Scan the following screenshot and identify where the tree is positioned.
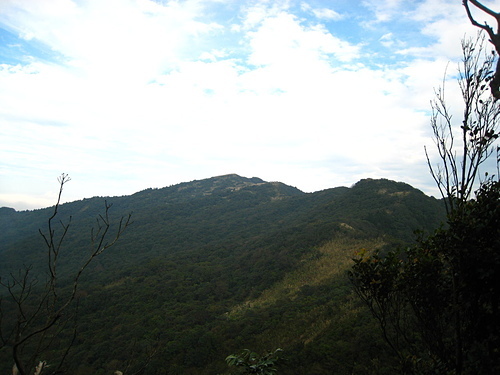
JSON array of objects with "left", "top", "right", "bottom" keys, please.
[
  {"left": 351, "top": 181, "right": 500, "bottom": 374},
  {"left": 349, "top": 35, "right": 500, "bottom": 375},
  {"left": 426, "top": 33, "right": 499, "bottom": 214},
  {"left": 0, "top": 174, "right": 132, "bottom": 375},
  {"left": 463, "top": 0, "right": 500, "bottom": 99},
  {"left": 225, "top": 348, "right": 283, "bottom": 374}
]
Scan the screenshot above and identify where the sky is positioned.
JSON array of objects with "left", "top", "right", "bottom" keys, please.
[{"left": 1, "top": 0, "right": 499, "bottom": 210}]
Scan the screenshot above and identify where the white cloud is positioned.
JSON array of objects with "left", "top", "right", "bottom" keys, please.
[
  {"left": 246, "top": 12, "right": 360, "bottom": 68},
  {"left": 1, "top": 0, "right": 496, "bottom": 209},
  {"left": 238, "top": 0, "right": 292, "bottom": 30},
  {"left": 379, "top": 32, "right": 407, "bottom": 49},
  {"left": 361, "top": 0, "right": 405, "bottom": 24},
  {"left": 394, "top": 0, "right": 478, "bottom": 59},
  {"left": 300, "top": 3, "right": 343, "bottom": 21},
  {"left": 0, "top": 0, "right": 223, "bottom": 84},
  {"left": 312, "top": 8, "right": 343, "bottom": 21}
]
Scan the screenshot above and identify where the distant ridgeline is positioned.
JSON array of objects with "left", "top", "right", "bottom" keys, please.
[{"left": 0, "top": 174, "right": 446, "bottom": 374}]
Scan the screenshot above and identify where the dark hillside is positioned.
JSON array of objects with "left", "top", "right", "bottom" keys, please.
[
  {"left": 0, "top": 175, "right": 446, "bottom": 374},
  {"left": 323, "top": 178, "right": 444, "bottom": 241}
]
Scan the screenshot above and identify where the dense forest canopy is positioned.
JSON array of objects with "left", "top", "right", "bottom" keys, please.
[{"left": 0, "top": 175, "right": 446, "bottom": 374}]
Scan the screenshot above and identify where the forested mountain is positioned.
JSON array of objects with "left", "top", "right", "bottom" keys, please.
[{"left": 0, "top": 174, "right": 446, "bottom": 374}]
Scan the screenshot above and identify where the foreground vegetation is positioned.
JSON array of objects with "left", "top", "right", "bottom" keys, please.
[{"left": 350, "top": 32, "right": 500, "bottom": 375}]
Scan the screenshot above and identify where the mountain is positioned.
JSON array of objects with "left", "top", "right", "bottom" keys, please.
[{"left": 0, "top": 175, "right": 446, "bottom": 374}]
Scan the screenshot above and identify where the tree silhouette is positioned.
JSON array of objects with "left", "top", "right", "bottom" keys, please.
[
  {"left": 0, "top": 174, "right": 132, "bottom": 375},
  {"left": 464, "top": 0, "right": 500, "bottom": 98},
  {"left": 350, "top": 35, "right": 500, "bottom": 375}
]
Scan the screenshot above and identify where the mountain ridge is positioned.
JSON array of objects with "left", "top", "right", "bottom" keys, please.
[
  {"left": 1, "top": 174, "right": 430, "bottom": 213},
  {"left": 0, "top": 174, "right": 447, "bottom": 374}
]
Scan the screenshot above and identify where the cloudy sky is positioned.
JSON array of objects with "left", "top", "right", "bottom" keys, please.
[{"left": 1, "top": 0, "right": 499, "bottom": 210}]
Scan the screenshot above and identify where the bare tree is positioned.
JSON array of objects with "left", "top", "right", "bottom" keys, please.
[
  {"left": 426, "top": 33, "right": 500, "bottom": 214},
  {"left": 0, "top": 174, "right": 132, "bottom": 375},
  {"left": 463, "top": 0, "right": 500, "bottom": 98}
]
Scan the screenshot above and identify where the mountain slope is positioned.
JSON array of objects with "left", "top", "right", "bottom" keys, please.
[{"left": 0, "top": 175, "right": 446, "bottom": 374}]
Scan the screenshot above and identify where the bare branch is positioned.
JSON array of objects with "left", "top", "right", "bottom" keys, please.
[
  {"left": 1, "top": 174, "right": 132, "bottom": 374},
  {"left": 463, "top": 0, "right": 500, "bottom": 98},
  {"left": 427, "top": 34, "right": 500, "bottom": 214},
  {"left": 464, "top": 0, "right": 498, "bottom": 40}
]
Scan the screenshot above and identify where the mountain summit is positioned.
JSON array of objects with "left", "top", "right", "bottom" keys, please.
[
  {"left": 129, "top": 173, "right": 303, "bottom": 206},
  {"left": 0, "top": 175, "right": 446, "bottom": 374}
]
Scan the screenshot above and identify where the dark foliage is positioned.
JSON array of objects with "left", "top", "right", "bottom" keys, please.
[{"left": 350, "top": 180, "right": 500, "bottom": 374}]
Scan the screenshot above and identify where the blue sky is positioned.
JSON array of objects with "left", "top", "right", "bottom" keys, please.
[{"left": 1, "top": 0, "right": 499, "bottom": 210}]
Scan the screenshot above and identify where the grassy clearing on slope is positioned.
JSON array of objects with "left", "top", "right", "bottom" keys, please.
[{"left": 227, "top": 235, "right": 386, "bottom": 317}]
